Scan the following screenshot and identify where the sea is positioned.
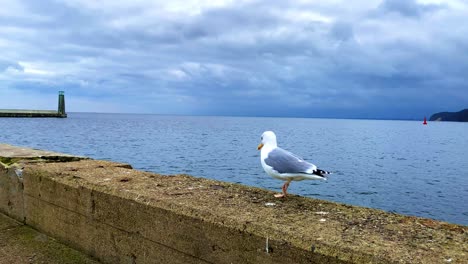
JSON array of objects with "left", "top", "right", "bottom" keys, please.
[{"left": 1, "top": 113, "right": 467, "bottom": 225}]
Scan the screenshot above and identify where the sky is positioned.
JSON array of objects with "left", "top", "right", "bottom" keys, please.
[{"left": 1, "top": 0, "right": 467, "bottom": 119}]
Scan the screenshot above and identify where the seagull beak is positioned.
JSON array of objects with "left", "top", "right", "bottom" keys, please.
[{"left": 257, "top": 143, "right": 264, "bottom": 150}]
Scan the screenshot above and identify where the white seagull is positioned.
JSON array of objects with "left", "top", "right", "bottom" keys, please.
[{"left": 257, "top": 131, "right": 331, "bottom": 198}]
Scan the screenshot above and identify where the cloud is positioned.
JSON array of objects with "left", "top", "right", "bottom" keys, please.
[
  {"left": 1, "top": 0, "right": 467, "bottom": 118},
  {"left": 330, "top": 21, "right": 354, "bottom": 42},
  {"left": 0, "top": 59, "right": 23, "bottom": 72},
  {"left": 378, "top": 0, "right": 445, "bottom": 17}
]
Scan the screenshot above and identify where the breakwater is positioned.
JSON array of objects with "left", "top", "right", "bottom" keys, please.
[
  {"left": 0, "top": 143, "right": 466, "bottom": 263},
  {"left": 0, "top": 109, "right": 67, "bottom": 118},
  {"left": 0, "top": 91, "right": 66, "bottom": 118}
]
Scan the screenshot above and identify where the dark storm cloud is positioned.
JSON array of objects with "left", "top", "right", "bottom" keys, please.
[{"left": 1, "top": 0, "right": 467, "bottom": 117}]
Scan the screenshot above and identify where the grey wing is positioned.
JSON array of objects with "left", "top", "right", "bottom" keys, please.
[{"left": 264, "top": 148, "right": 316, "bottom": 174}]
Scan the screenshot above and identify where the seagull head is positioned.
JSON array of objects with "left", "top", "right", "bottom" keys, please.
[{"left": 257, "top": 131, "right": 277, "bottom": 150}]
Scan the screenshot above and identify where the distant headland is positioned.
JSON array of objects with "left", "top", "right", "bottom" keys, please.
[{"left": 429, "top": 109, "right": 468, "bottom": 122}]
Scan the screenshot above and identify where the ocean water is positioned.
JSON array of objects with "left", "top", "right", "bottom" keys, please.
[{"left": 1, "top": 113, "right": 467, "bottom": 225}]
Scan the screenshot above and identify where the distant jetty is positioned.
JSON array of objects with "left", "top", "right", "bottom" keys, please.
[
  {"left": 0, "top": 91, "right": 67, "bottom": 118},
  {"left": 429, "top": 109, "right": 468, "bottom": 122}
]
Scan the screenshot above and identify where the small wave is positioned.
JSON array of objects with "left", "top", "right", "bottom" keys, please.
[{"left": 355, "top": 191, "right": 378, "bottom": 195}]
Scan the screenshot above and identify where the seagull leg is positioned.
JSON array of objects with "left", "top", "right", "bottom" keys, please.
[
  {"left": 274, "top": 181, "right": 291, "bottom": 198},
  {"left": 284, "top": 181, "right": 290, "bottom": 196},
  {"left": 274, "top": 190, "right": 284, "bottom": 198}
]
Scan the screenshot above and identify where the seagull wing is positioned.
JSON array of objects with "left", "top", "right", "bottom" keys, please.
[{"left": 264, "top": 147, "right": 317, "bottom": 174}]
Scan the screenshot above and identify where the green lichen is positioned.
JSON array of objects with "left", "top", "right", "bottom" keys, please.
[
  {"left": 0, "top": 157, "right": 21, "bottom": 167},
  {"left": 0, "top": 156, "right": 87, "bottom": 168},
  {"left": 40, "top": 156, "right": 88, "bottom": 162}
]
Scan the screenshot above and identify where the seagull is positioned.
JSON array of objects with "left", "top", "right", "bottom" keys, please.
[{"left": 257, "top": 131, "right": 331, "bottom": 198}]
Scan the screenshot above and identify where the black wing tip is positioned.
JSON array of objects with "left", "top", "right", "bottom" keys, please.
[{"left": 314, "top": 169, "right": 332, "bottom": 177}]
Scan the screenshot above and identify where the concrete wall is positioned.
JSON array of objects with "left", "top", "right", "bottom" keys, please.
[
  {"left": 1, "top": 144, "right": 467, "bottom": 264},
  {"left": 0, "top": 213, "right": 99, "bottom": 264},
  {"left": 0, "top": 163, "right": 24, "bottom": 221}
]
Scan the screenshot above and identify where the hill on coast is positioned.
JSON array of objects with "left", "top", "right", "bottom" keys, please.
[{"left": 429, "top": 109, "right": 468, "bottom": 122}]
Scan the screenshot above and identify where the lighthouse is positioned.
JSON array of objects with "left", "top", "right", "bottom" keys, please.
[{"left": 58, "top": 91, "right": 67, "bottom": 118}]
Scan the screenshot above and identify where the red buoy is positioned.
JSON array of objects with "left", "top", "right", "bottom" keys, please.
[{"left": 423, "top": 116, "right": 427, "bottom": 125}]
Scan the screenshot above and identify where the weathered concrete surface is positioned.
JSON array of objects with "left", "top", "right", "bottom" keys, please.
[
  {"left": 0, "top": 213, "right": 99, "bottom": 263},
  {"left": 0, "top": 160, "right": 24, "bottom": 222},
  {"left": 0, "top": 143, "right": 86, "bottom": 222},
  {"left": 0, "top": 143, "right": 83, "bottom": 164},
  {"left": 1, "top": 144, "right": 467, "bottom": 264}
]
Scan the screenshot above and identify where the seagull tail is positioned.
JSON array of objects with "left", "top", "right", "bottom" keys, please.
[{"left": 313, "top": 169, "right": 331, "bottom": 177}]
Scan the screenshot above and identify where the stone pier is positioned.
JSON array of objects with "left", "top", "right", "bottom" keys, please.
[{"left": 0, "top": 143, "right": 466, "bottom": 263}]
